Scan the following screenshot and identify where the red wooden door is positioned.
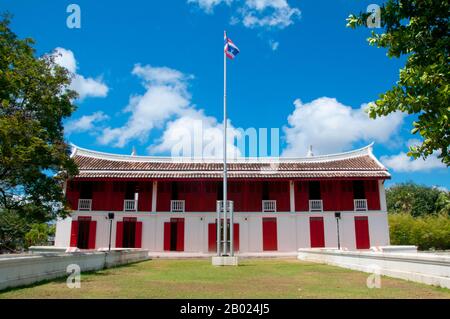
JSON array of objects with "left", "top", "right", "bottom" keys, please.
[
  {"left": 163, "top": 222, "right": 171, "bottom": 251},
  {"left": 262, "top": 218, "right": 277, "bottom": 251},
  {"left": 309, "top": 217, "right": 325, "bottom": 248},
  {"left": 116, "top": 221, "right": 123, "bottom": 248},
  {"left": 355, "top": 216, "right": 370, "bottom": 249},
  {"left": 70, "top": 221, "right": 78, "bottom": 247},
  {"left": 88, "top": 221, "right": 97, "bottom": 249},
  {"left": 233, "top": 223, "right": 240, "bottom": 252},
  {"left": 208, "top": 223, "right": 217, "bottom": 252},
  {"left": 135, "top": 221, "right": 143, "bottom": 248}
]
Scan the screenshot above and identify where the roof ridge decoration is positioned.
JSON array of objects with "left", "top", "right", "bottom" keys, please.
[{"left": 70, "top": 142, "right": 379, "bottom": 164}]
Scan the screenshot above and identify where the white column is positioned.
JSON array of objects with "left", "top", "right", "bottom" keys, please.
[
  {"left": 151, "top": 181, "right": 158, "bottom": 212},
  {"left": 378, "top": 180, "right": 387, "bottom": 212},
  {"left": 289, "top": 180, "right": 295, "bottom": 213}
]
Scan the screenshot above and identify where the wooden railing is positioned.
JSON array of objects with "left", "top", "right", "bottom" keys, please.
[
  {"left": 171, "top": 200, "right": 185, "bottom": 212},
  {"left": 309, "top": 200, "right": 323, "bottom": 212},
  {"left": 354, "top": 199, "right": 368, "bottom": 211},
  {"left": 78, "top": 199, "right": 92, "bottom": 211},
  {"left": 124, "top": 200, "right": 137, "bottom": 212},
  {"left": 262, "top": 200, "right": 277, "bottom": 212}
]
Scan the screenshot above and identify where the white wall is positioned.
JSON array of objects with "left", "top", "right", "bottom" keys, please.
[
  {"left": 57, "top": 210, "right": 390, "bottom": 253},
  {"left": 0, "top": 250, "right": 149, "bottom": 291},
  {"left": 298, "top": 248, "right": 450, "bottom": 289}
]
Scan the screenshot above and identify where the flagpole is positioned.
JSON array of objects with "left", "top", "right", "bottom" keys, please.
[{"left": 223, "top": 34, "right": 228, "bottom": 256}]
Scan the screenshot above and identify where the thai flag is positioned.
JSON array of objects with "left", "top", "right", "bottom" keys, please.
[{"left": 224, "top": 31, "right": 240, "bottom": 59}]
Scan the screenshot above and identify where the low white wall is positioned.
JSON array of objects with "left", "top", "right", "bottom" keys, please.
[
  {"left": 297, "top": 248, "right": 450, "bottom": 289},
  {"left": 0, "top": 250, "right": 149, "bottom": 291}
]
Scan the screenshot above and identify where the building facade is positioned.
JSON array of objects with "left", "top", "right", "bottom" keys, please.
[{"left": 55, "top": 144, "right": 391, "bottom": 253}]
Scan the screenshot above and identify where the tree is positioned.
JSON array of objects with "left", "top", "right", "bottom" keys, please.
[
  {"left": 386, "top": 182, "right": 449, "bottom": 217},
  {"left": 347, "top": 0, "right": 449, "bottom": 165},
  {"left": 0, "top": 14, "right": 78, "bottom": 252},
  {"left": 24, "top": 223, "right": 55, "bottom": 248}
]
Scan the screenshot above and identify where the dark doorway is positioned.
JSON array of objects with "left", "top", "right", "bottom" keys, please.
[
  {"left": 172, "top": 182, "right": 179, "bottom": 200},
  {"left": 353, "top": 180, "right": 365, "bottom": 199},
  {"left": 125, "top": 182, "right": 137, "bottom": 200},
  {"left": 170, "top": 221, "right": 178, "bottom": 251},
  {"left": 308, "top": 181, "right": 321, "bottom": 200},
  {"left": 122, "top": 218, "right": 136, "bottom": 248},
  {"left": 216, "top": 181, "right": 223, "bottom": 201},
  {"left": 262, "top": 182, "right": 270, "bottom": 200},
  {"left": 164, "top": 218, "right": 185, "bottom": 251},
  {"left": 77, "top": 219, "right": 91, "bottom": 249},
  {"left": 79, "top": 182, "right": 93, "bottom": 199}
]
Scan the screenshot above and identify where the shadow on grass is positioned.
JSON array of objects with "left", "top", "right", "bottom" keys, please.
[{"left": 0, "top": 259, "right": 151, "bottom": 295}]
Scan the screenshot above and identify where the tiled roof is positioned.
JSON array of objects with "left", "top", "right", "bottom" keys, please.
[{"left": 70, "top": 144, "right": 390, "bottom": 180}]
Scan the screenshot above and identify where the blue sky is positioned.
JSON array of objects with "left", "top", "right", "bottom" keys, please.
[{"left": 2, "top": 0, "right": 448, "bottom": 188}]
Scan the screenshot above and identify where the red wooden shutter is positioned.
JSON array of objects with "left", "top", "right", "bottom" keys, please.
[
  {"left": 355, "top": 216, "right": 370, "bottom": 249},
  {"left": 88, "top": 221, "right": 97, "bottom": 249},
  {"left": 176, "top": 219, "right": 185, "bottom": 251},
  {"left": 70, "top": 220, "right": 79, "bottom": 247},
  {"left": 116, "top": 221, "right": 123, "bottom": 248},
  {"left": 135, "top": 221, "right": 143, "bottom": 248},
  {"left": 163, "top": 222, "right": 171, "bottom": 251},
  {"left": 208, "top": 223, "right": 217, "bottom": 252},
  {"left": 233, "top": 223, "right": 240, "bottom": 252},
  {"left": 309, "top": 217, "right": 325, "bottom": 248},
  {"left": 262, "top": 218, "right": 278, "bottom": 251}
]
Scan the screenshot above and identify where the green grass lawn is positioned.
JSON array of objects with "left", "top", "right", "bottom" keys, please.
[{"left": 1, "top": 258, "right": 449, "bottom": 299}]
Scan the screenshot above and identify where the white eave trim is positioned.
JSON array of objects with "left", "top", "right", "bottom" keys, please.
[{"left": 70, "top": 143, "right": 379, "bottom": 164}]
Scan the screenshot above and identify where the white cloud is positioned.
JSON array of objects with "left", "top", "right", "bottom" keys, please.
[
  {"left": 98, "top": 64, "right": 192, "bottom": 147},
  {"left": 188, "top": 0, "right": 232, "bottom": 13},
  {"left": 240, "top": 0, "right": 301, "bottom": 29},
  {"left": 381, "top": 139, "right": 446, "bottom": 172},
  {"left": 149, "top": 108, "right": 242, "bottom": 158},
  {"left": 98, "top": 64, "right": 242, "bottom": 158},
  {"left": 53, "top": 47, "right": 109, "bottom": 100},
  {"left": 188, "top": 0, "right": 300, "bottom": 29},
  {"left": 282, "top": 97, "right": 405, "bottom": 157},
  {"left": 381, "top": 152, "right": 446, "bottom": 172},
  {"left": 65, "top": 112, "right": 109, "bottom": 135}
]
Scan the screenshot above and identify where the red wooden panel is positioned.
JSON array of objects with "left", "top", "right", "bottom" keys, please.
[
  {"left": 135, "top": 221, "right": 143, "bottom": 248},
  {"left": 88, "top": 221, "right": 97, "bottom": 249},
  {"left": 355, "top": 216, "right": 370, "bottom": 249},
  {"left": 321, "top": 181, "right": 337, "bottom": 211},
  {"left": 137, "top": 182, "right": 152, "bottom": 212},
  {"left": 262, "top": 218, "right": 278, "bottom": 251},
  {"left": 208, "top": 223, "right": 217, "bottom": 252},
  {"left": 115, "top": 221, "right": 123, "bottom": 248},
  {"left": 309, "top": 217, "right": 325, "bottom": 248},
  {"left": 70, "top": 221, "right": 78, "bottom": 247},
  {"left": 157, "top": 182, "right": 171, "bottom": 212},
  {"left": 340, "top": 181, "right": 354, "bottom": 211},
  {"left": 66, "top": 190, "right": 79, "bottom": 210},
  {"left": 268, "top": 181, "right": 290, "bottom": 212},
  {"left": 247, "top": 182, "right": 262, "bottom": 212},
  {"left": 176, "top": 219, "right": 185, "bottom": 251},
  {"left": 365, "top": 180, "right": 380, "bottom": 211},
  {"left": 295, "top": 182, "right": 309, "bottom": 212},
  {"left": 233, "top": 223, "right": 240, "bottom": 252},
  {"left": 163, "top": 222, "right": 171, "bottom": 251}
]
